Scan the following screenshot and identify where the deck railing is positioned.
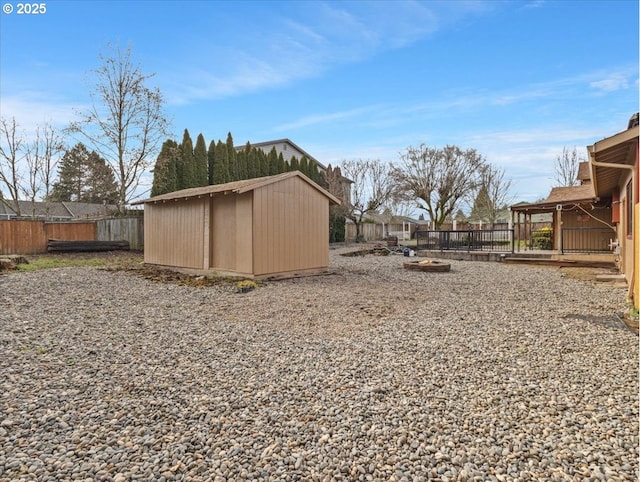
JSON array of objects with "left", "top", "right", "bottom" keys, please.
[{"left": 415, "top": 229, "right": 514, "bottom": 253}]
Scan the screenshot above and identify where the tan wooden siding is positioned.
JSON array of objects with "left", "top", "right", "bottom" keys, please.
[
  {"left": 211, "top": 195, "right": 237, "bottom": 271},
  {"left": 620, "top": 171, "right": 634, "bottom": 284},
  {"left": 0, "top": 220, "right": 95, "bottom": 255},
  {"left": 209, "top": 193, "right": 254, "bottom": 274},
  {"left": 235, "top": 193, "right": 253, "bottom": 274},
  {"left": 252, "top": 176, "right": 328, "bottom": 275},
  {"left": 144, "top": 199, "right": 205, "bottom": 269}
]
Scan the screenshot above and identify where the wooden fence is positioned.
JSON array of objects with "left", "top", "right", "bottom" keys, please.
[
  {"left": 96, "top": 217, "right": 144, "bottom": 250},
  {"left": 0, "top": 220, "right": 96, "bottom": 255},
  {"left": 0, "top": 217, "right": 143, "bottom": 255}
]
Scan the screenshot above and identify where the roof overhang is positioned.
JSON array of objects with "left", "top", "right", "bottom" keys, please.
[
  {"left": 510, "top": 197, "right": 599, "bottom": 214},
  {"left": 588, "top": 126, "right": 639, "bottom": 197}
]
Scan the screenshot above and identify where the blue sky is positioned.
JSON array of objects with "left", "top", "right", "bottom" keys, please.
[{"left": 1, "top": 0, "right": 638, "bottom": 205}]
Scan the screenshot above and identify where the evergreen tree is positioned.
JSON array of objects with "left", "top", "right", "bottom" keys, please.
[
  {"left": 226, "top": 132, "right": 237, "bottom": 182},
  {"left": 213, "top": 139, "right": 229, "bottom": 184},
  {"left": 193, "top": 133, "right": 208, "bottom": 187},
  {"left": 469, "top": 185, "right": 491, "bottom": 223},
  {"left": 207, "top": 140, "right": 216, "bottom": 185},
  {"left": 308, "top": 161, "right": 322, "bottom": 184},
  {"left": 84, "top": 156, "right": 119, "bottom": 203},
  {"left": 277, "top": 152, "right": 286, "bottom": 174},
  {"left": 258, "top": 149, "right": 269, "bottom": 177},
  {"left": 237, "top": 149, "right": 248, "bottom": 180},
  {"left": 290, "top": 156, "right": 300, "bottom": 172},
  {"left": 177, "top": 129, "right": 195, "bottom": 189},
  {"left": 243, "top": 151, "right": 251, "bottom": 179},
  {"left": 151, "top": 139, "right": 179, "bottom": 196},
  {"left": 244, "top": 142, "right": 257, "bottom": 179},
  {"left": 299, "top": 156, "right": 310, "bottom": 177},
  {"left": 325, "top": 164, "right": 347, "bottom": 243},
  {"left": 267, "top": 147, "right": 279, "bottom": 175},
  {"left": 49, "top": 142, "right": 118, "bottom": 203}
]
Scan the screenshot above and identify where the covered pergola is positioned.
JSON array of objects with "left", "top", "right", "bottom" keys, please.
[{"left": 510, "top": 183, "right": 612, "bottom": 253}]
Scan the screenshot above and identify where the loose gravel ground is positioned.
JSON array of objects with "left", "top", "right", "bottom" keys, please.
[{"left": 1, "top": 249, "right": 638, "bottom": 481}]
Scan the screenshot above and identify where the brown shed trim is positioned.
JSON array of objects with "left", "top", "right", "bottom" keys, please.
[{"left": 133, "top": 171, "right": 341, "bottom": 206}]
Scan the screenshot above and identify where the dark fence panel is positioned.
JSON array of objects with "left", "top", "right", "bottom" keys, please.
[
  {"left": 560, "top": 227, "right": 615, "bottom": 253},
  {"left": 416, "top": 229, "right": 514, "bottom": 253}
]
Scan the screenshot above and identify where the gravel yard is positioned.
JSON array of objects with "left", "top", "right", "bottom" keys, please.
[{"left": 1, "top": 248, "right": 638, "bottom": 482}]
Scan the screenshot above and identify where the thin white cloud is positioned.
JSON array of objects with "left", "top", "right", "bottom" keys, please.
[
  {"left": 276, "top": 66, "right": 637, "bottom": 133},
  {"left": 590, "top": 72, "right": 631, "bottom": 93},
  {"left": 272, "top": 105, "right": 384, "bottom": 132},
  {"left": 166, "top": 1, "right": 490, "bottom": 104},
  {"left": 522, "top": 0, "right": 546, "bottom": 9},
  {"left": 0, "top": 95, "right": 84, "bottom": 135}
]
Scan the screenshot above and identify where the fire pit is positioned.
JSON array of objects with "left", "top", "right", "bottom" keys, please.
[{"left": 403, "top": 259, "right": 451, "bottom": 272}]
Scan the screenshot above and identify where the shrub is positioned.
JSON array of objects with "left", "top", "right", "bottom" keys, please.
[
  {"left": 532, "top": 227, "right": 552, "bottom": 250},
  {"left": 235, "top": 279, "right": 257, "bottom": 293}
]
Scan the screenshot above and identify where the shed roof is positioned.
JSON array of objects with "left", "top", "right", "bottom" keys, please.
[{"left": 134, "top": 171, "right": 341, "bottom": 205}]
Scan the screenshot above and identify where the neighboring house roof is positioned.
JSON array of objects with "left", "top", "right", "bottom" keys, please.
[
  {"left": 511, "top": 184, "right": 597, "bottom": 214},
  {"left": 358, "top": 212, "right": 418, "bottom": 224},
  {"left": 544, "top": 184, "right": 596, "bottom": 204},
  {"left": 134, "top": 171, "right": 341, "bottom": 205},
  {"left": 238, "top": 138, "right": 327, "bottom": 170},
  {"left": 0, "top": 200, "right": 117, "bottom": 219},
  {"left": 577, "top": 161, "right": 591, "bottom": 183},
  {"left": 238, "top": 138, "right": 354, "bottom": 185},
  {"left": 63, "top": 201, "right": 117, "bottom": 218},
  {"left": 0, "top": 201, "right": 16, "bottom": 218}
]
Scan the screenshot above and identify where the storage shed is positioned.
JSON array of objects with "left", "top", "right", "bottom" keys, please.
[{"left": 134, "top": 171, "right": 340, "bottom": 278}]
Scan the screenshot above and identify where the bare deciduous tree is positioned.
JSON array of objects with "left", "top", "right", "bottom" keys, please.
[
  {"left": 23, "top": 123, "right": 64, "bottom": 205},
  {"left": 0, "top": 118, "right": 64, "bottom": 217},
  {"left": 67, "top": 45, "right": 169, "bottom": 210},
  {"left": 0, "top": 117, "right": 26, "bottom": 215},
  {"left": 469, "top": 164, "right": 514, "bottom": 227},
  {"left": 392, "top": 144, "right": 485, "bottom": 229},
  {"left": 380, "top": 184, "right": 418, "bottom": 220},
  {"left": 554, "top": 146, "right": 584, "bottom": 187},
  {"left": 340, "top": 159, "right": 395, "bottom": 242}
]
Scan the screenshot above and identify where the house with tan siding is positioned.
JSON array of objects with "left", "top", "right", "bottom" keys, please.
[
  {"left": 587, "top": 113, "right": 639, "bottom": 309},
  {"left": 510, "top": 113, "right": 639, "bottom": 309}
]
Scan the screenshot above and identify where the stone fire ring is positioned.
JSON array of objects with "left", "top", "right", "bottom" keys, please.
[{"left": 403, "top": 259, "right": 451, "bottom": 272}]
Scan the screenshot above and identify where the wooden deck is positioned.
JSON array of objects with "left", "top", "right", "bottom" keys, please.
[{"left": 415, "top": 249, "right": 616, "bottom": 269}]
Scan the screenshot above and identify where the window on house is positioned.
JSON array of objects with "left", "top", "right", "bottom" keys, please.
[{"left": 627, "top": 180, "right": 633, "bottom": 237}]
